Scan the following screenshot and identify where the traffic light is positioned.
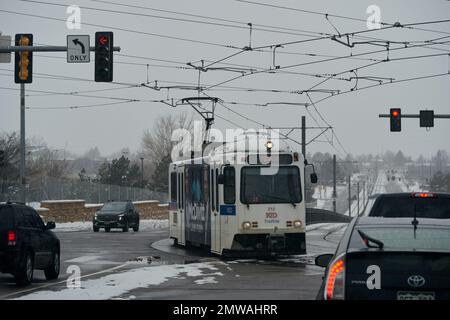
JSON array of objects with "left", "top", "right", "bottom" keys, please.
[
  {"left": 95, "top": 31, "right": 113, "bottom": 82},
  {"left": 0, "top": 150, "right": 5, "bottom": 167},
  {"left": 14, "top": 34, "right": 33, "bottom": 83},
  {"left": 420, "top": 110, "right": 434, "bottom": 128},
  {"left": 390, "top": 108, "right": 401, "bottom": 132}
]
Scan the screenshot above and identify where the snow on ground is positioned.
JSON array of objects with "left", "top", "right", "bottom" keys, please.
[
  {"left": 398, "top": 179, "right": 422, "bottom": 192},
  {"left": 27, "top": 202, "right": 41, "bottom": 209},
  {"left": 312, "top": 185, "right": 346, "bottom": 211},
  {"left": 55, "top": 219, "right": 169, "bottom": 232},
  {"left": 15, "top": 262, "right": 223, "bottom": 300}
]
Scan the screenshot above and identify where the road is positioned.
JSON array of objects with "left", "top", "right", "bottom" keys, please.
[
  {"left": 0, "top": 223, "right": 345, "bottom": 300},
  {"left": 0, "top": 173, "right": 404, "bottom": 300}
]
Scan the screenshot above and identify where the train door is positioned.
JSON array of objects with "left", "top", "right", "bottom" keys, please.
[
  {"left": 178, "top": 165, "right": 186, "bottom": 245},
  {"left": 210, "top": 166, "right": 221, "bottom": 253}
]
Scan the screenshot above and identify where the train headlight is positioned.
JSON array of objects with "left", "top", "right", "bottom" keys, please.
[
  {"left": 265, "top": 140, "right": 273, "bottom": 150},
  {"left": 293, "top": 220, "right": 302, "bottom": 228},
  {"left": 242, "top": 221, "right": 251, "bottom": 230}
]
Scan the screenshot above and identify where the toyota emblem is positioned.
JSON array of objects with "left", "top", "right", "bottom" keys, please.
[{"left": 407, "top": 275, "right": 425, "bottom": 288}]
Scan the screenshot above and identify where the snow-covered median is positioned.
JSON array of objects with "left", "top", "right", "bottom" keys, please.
[
  {"left": 15, "top": 262, "right": 223, "bottom": 300},
  {"left": 55, "top": 219, "right": 169, "bottom": 232}
]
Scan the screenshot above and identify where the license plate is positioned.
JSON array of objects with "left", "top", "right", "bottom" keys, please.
[{"left": 397, "top": 291, "right": 435, "bottom": 300}]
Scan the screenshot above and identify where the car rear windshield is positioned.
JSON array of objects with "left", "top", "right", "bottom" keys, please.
[
  {"left": 349, "top": 226, "right": 450, "bottom": 252},
  {"left": 101, "top": 202, "right": 127, "bottom": 211},
  {"left": 369, "top": 197, "right": 450, "bottom": 218},
  {"left": 0, "top": 206, "right": 15, "bottom": 229}
]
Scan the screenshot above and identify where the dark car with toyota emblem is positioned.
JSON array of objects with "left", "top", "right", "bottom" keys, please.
[{"left": 314, "top": 216, "right": 450, "bottom": 300}]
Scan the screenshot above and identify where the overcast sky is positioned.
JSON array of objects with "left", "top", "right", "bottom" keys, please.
[{"left": 1, "top": 0, "right": 449, "bottom": 159}]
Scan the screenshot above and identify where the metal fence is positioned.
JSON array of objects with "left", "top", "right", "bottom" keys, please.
[{"left": 0, "top": 176, "right": 168, "bottom": 204}]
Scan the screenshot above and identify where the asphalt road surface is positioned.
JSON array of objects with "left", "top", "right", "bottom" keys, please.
[
  {"left": 0, "top": 224, "right": 344, "bottom": 300},
  {"left": 0, "top": 174, "right": 400, "bottom": 300}
]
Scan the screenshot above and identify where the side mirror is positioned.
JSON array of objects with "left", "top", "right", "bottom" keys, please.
[
  {"left": 315, "top": 254, "right": 334, "bottom": 268},
  {"left": 217, "top": 174, "right": 224, "bottom": 185},
  {"left": 45, "top": 221, "right": 56, "bottom": 230},
  {"left": 310, "top": 172, "right": 318, "bottom": 184}
]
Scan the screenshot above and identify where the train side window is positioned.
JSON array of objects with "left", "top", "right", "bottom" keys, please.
[
  {"left": 223, "top": 167, "right": 235, "bottom": 204},
  {"left": 170, "top": 172, "right": 177, "bottom": 203},
  {"left": 211, "top": 169, "right": 215, "bottom": 211},
  {"left": 215, "top": 168, "right": 219, "bottom": 208}
]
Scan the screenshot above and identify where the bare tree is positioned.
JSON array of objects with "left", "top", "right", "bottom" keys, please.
[
  {"left": 142, "top": 112, "right": 193, "bottom": 163},
  {"left": 0, "top": 132, "right": 21, "bottom": 180},
  {"left": 28, "top": 147, "right": 69, "bottom": 180},
  {"left": 142, "top": 112, "right": 193, "bottom": 192}
]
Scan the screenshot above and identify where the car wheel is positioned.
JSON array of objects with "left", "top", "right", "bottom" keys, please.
[
  {"left": 105, "top": 228, "right": 111, "bottom": 232},
  {"left": 15, "top": 251, "right": 34, "bottom": 286},
  {"left": 93, "top": 226, "right": 99, "bottom": 232},
  {"left": 44, "top": 250, "right": 60, "bottom": 280},
  {"left": 123, "top": 221, "right": 129, "bottom": 232}
]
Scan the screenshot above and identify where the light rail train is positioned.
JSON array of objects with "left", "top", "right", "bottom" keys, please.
[{"left": 169, "top": 140, "right": 317, "bottom": 257}]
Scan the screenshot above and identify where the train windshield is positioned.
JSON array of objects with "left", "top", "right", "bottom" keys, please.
[{"left": 241, "top": 166, "right": 302, "bottom": 204}]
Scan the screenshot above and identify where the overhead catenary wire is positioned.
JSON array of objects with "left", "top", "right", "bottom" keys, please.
[
  {"left": 88, "top": 0, "right": 450, "bottom": 53},
  {"left": 232, "top": 0, "right": 450, "bottom": 36},
  {"left": 203, "top": 40, "right": 450, "bottom": 91},
  {"left": 0, "top": 9, "right": 241, "bottom": 50},
  {"left": 17, "top": 0, "right": 334, "bottom": 38}
]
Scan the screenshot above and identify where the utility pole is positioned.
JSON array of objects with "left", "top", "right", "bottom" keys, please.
[
  {"left": 357, "top": 181, "right": 360, "bottom": 216},
  {"left": 20, "top": 83, "right": 26, "bottom": 203},
  {"left": 363, "top": 180, "right": 366, "bottom": 210},
  {"left": 348, "top": 175, "right": 351, "bottom": 217},
  {"left": 140, "top": 157, "right": 144, "bottom": 187},
  {"left": 301, "top": 116, "right": 306, "bottom": 158},
  {"left": 333, "top": 154, "right": 337, "bottom": 214}
]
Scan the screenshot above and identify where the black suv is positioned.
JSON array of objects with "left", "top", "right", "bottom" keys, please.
[
  {"left": 93, "top": 201, "right": 140, "bottom": 232},
  {"left": 0, "top": 202, "right": 60, "bottom": 285}
]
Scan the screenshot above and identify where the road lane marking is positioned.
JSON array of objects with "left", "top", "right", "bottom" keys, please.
[
  {"left": 65, "top": 255, "right": 100, "bottom": 263},
  {"left": 0, "top": 262, "right": 129, "bottom": 300}
]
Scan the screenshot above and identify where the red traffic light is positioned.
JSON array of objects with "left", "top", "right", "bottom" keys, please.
[
  {"left": 389, "top": 108, "right": 401, "bottom": 132},
  {"left": 99, "top": 36, "right": 108, "bottom": 45},
  {"left": 95, "top": 32, "right": 113, "bottom": 82}
]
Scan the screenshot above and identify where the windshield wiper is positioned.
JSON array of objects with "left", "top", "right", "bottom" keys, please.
[{"left": 357, "top": 229, "right": 384, "bottom": 249}]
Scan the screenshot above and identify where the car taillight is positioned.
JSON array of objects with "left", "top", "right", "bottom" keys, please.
[
  {"left": 7, "top": 231, "right": 16, "bottom": 246},
  {"left": 412, "top": 192, "right": 436, "bottom": 198},
  {"left": 325, "top": 257, "right": 345, "bottom": 300}
]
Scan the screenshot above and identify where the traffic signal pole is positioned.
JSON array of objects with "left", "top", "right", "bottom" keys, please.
[
  {"left": 0, "top": 35, "right": 120, "bottom": 202},
  {"left": 333, "top": 154, "right": 337, "bottom": 214},
  {"left": 0, "top": 45, "right": 121, "bottom": 53},
  {"left": 379, "top": 113, "right": 450, "bottom": 119},
  {"left": 380, "top": 111, "right": 450, "bottom": 132},
  {"left": 20, "top": 83, "right": 26, "bottom": 203}
]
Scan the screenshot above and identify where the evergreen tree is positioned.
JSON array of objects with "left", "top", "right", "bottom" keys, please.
[{"left": 150, "top": 154, "right": 171, "bottom": 193}]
